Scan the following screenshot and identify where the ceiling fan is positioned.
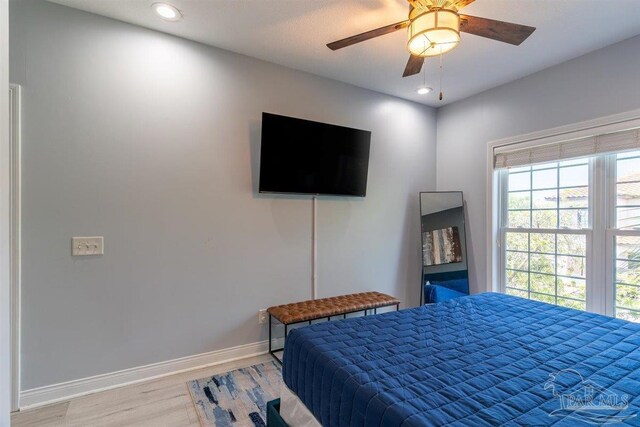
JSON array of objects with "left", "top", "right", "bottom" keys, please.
[{"left": 327, "top": 0, "right": 536, "bottom": 79}]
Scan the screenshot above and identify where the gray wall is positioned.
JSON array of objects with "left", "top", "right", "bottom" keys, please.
[
  {"left": 10, "top": 0, "right": 437, "bottom": 390},
  {"left": 436, "top": 34, "right": 640, "bottom": 294}
]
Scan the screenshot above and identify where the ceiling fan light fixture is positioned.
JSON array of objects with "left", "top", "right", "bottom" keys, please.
[
  {"left": 417, "top": 86, "right": 432, "bottom": 95},
  {"left": 408, "top": 8, "right": 460, "bottom": 57}
]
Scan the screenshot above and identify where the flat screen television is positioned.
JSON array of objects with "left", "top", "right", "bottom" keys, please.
[{"left": 258, "top": 113, "right": 371, "bottom": 197}]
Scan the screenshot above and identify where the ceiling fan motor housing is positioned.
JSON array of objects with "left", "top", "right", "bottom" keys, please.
[{"left": 408, "top": 6, "right": 461, "bottom": 57}]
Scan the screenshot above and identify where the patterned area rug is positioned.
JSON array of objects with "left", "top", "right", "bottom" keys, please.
[{"left": 188, "top": 361, "right": 283, "bottom": 427}]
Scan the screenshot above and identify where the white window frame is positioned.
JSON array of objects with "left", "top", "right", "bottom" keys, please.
[{"left": 487, "top": 109, "right": 640, "bottom": 314}]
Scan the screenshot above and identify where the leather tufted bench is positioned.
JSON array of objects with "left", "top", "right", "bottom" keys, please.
[{"left": 267, "top": 292, "right": 400, "bottom": 363}]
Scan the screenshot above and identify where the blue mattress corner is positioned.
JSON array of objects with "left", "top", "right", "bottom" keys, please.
[{"left": 282, "top": 293, "right": 640, "bottom": 426}]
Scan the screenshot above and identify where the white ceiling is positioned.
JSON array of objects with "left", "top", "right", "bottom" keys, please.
[{"left": 49, "top": 0, "right": 640, "bottom": 107}]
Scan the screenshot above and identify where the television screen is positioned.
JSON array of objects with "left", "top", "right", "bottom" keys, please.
[{"left": 258, "top": 113, "right": 371, "bottom": 196}]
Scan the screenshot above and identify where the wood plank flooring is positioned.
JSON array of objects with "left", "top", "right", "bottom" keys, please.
[{"left": 11, "top": 354, "right": 274, "bottom": 426}]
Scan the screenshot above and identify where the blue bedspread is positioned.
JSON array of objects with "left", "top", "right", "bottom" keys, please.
[{"left": 282, "top": 293, "right": 640, "bottom": 426}]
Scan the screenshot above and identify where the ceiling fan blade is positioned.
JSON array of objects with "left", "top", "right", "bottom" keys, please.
[
  {"left": 327, "top": 20, "right": 410, "bottom": 51},
  {"left": 403, "top": 55, "right": 424, "bottom": 78},
  {"left": 459, "top": 15, "right": 535, "bottom": 45},
  {"left": 453, "top": 0, "right": 475, "bottom": 9}
]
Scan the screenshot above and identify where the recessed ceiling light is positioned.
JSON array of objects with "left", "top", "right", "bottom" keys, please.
[
  {"left": 417, "top": 87, "right": 432, "bottom": 95},
  {"left": 152, "top": 3, "right": 182, "bottom": 21}
]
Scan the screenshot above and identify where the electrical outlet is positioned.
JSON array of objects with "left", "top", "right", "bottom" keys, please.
[
  {"left": 72, "top": 236, "right": 104, "bottom": 256},
  {"left": 258, "top": 309, "right": 267, "bottom": 325}
]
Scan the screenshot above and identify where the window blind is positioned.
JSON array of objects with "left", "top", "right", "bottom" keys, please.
[{"left": 494, "top": 127, "right": 640, "bottom": 169}]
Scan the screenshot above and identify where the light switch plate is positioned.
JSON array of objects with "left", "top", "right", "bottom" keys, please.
[{"left": 72, "top": 236, "right": 104, "bottom": 256}]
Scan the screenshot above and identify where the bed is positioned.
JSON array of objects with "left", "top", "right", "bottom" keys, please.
[{"left": 280, "top": 293, "right": 640, "bottom": 426}]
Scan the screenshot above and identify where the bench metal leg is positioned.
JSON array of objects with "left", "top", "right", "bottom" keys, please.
[
  {"left": 268, "top": 314, "right": 275, "bottom": 363},
  {"left": 269, "top": 314, "right": 286, "bottom": 365}
]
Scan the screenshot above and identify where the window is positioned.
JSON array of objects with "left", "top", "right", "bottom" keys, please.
[
  {"left": 497, "top": 147, "right": 640, "bottom": 322},
  {"left": 503, "top": 160, "right": 589, "bottom": 310},
  {"left": 614, "top": 152, "right": 640, "bottom": 322},
  {"left": 615, "top": 235, "right": 640, "bottom": 321}
]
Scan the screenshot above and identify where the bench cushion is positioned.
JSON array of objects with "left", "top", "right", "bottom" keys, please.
[{"left": 267, "top": 292, "right": 399, "bottom": 325}]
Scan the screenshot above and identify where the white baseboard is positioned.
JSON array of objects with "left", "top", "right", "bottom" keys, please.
[{"left": 19, "top": 340, "right": 269, "bottom": 410}]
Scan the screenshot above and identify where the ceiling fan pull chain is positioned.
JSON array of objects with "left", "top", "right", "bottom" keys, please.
[
  {"left": 439, "top": 52, "right": 444, "bottom": 101},
  {"left": 423, "top": 57, "right": 427, "bottom": 87}
]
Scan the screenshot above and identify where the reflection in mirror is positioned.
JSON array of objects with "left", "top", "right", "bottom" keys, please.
[{"left": 420, "top": 191, "right": 469, "bottom": 304}]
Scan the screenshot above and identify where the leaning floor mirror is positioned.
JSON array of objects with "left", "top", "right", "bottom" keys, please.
[{"left": 419, "top": 191, "right": 469, "bottom": 304}]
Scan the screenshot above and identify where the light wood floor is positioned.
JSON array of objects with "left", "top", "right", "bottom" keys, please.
[{"left": 11, "top": 354, "right": 274, "bottom": 427}]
